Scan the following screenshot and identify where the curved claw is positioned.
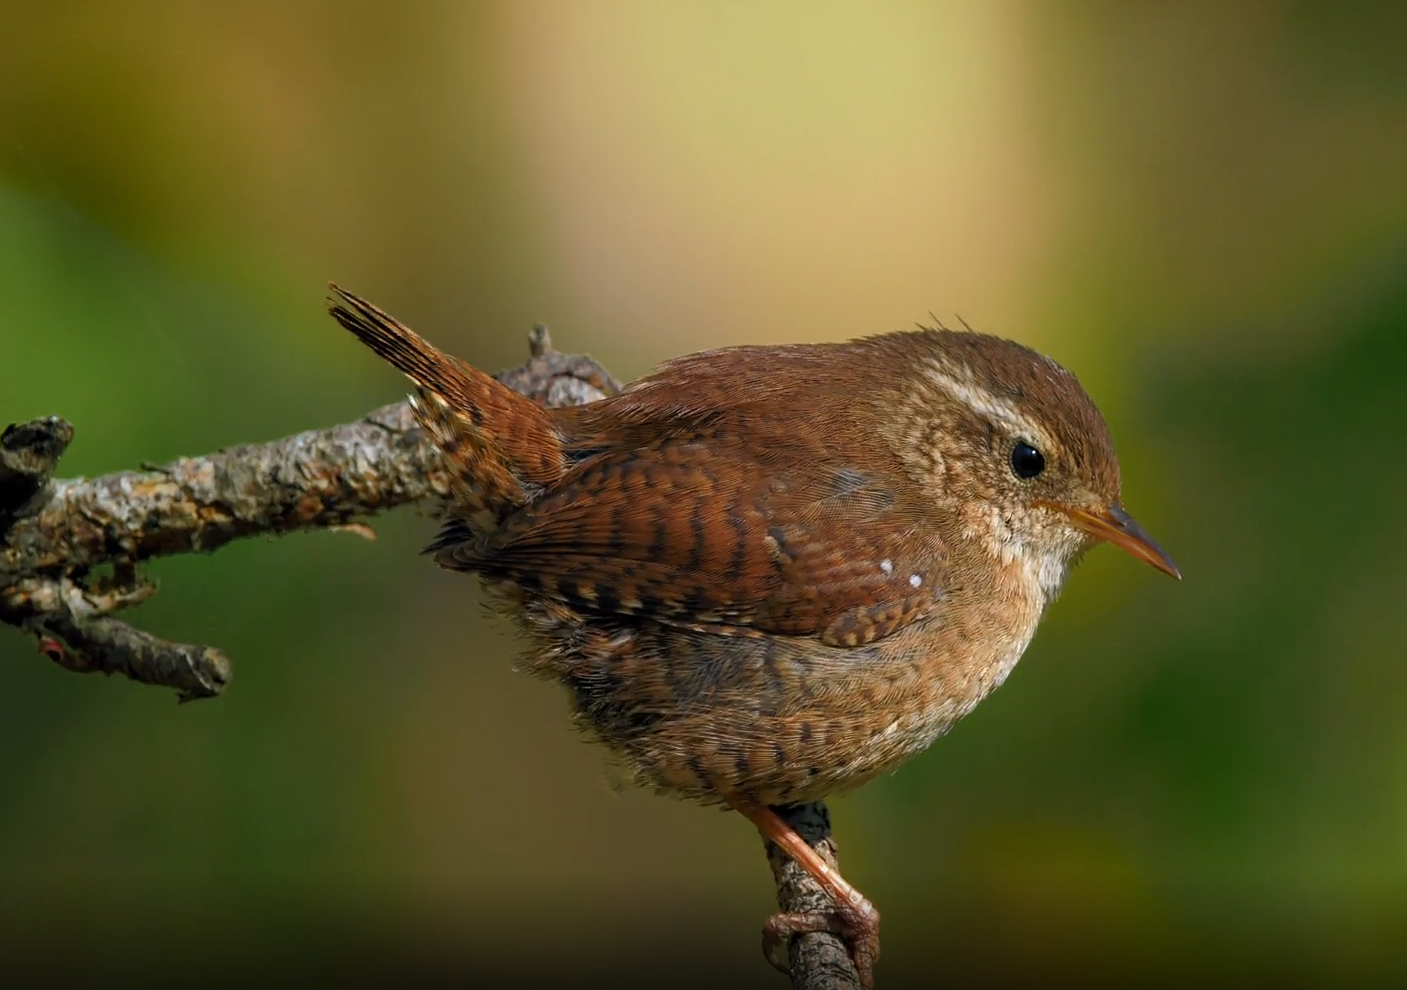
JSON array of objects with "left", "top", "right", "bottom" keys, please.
[{"left": 763, "top": 922, "right": 792, "bottom": 975}]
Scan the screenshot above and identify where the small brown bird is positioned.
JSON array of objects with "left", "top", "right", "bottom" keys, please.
[{"left": 328, "top": 286, "right": 1180, "bottom": 987}]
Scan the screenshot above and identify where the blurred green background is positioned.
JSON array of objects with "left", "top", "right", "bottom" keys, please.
[{"left": 2, "top": 2, "right": 1405, "bottom": 986}]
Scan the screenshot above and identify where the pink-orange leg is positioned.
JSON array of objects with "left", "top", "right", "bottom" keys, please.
[{"left": 733, "top": 802, "right": 880, "bottom": 989}]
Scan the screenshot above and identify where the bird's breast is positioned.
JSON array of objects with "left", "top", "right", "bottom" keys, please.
[{"left": 494, "top": 546, "right": 1057, "bottom": 807}]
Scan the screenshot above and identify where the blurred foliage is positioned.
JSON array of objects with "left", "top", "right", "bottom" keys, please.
[{"left": 1, "top": 2, "right": 1405, "bottom": 986}]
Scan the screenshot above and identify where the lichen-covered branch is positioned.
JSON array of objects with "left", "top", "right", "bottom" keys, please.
[
  {"left": 0, "top": 402, "right": 448, "bottom": 585},
  {"left": 0, "top": 321, "right": 857, "bottom": 990},
  {"left": 0, "top": 329, "right": 618, "bottom": 700},
  {"left": 12, "top": 572, "right": 231, "bottom": 702}
]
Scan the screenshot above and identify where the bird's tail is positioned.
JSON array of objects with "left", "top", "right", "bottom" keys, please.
[{"left": 328, "top": 284, "right": 565, "bottom": 521}]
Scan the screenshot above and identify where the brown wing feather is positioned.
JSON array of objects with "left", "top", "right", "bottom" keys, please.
[{"left": 447, "top": 431, "right": 946, "bottom": 645}]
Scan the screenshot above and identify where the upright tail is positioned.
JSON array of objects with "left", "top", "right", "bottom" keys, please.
[{"left": 328, "top": 284, "right": 566, "bottom": 521}]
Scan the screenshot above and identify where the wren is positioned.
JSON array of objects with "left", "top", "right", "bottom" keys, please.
[{"left": 328, "top": 286, "right": 1180, "bottom": 987}]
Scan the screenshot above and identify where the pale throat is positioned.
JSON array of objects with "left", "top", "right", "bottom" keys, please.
[
  {"left": 971, "top": 501, "right": 1075, "bottom": 615},
  {"left": 955, "top": 503, "right": 1077, "bottom": 701}
]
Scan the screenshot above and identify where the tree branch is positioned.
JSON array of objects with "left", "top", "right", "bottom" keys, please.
[
  {"left": 768, "top": 802, "right": 866, "bottom": 990},
  {"left": 0, "top": 322, "right": 860, "bottom": 989}
]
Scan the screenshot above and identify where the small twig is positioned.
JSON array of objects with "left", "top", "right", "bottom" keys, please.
[{"left": 9, "top": 574, "right": 231, "bottom": 702}]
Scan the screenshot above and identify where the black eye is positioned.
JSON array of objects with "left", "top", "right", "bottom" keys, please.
[{"left": 1010, "top": 441, "right": 1045, "bottom": 479}]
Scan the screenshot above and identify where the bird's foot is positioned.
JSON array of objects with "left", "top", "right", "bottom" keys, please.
[
  {"left": 762, "top": 901, "right": 880, "bottom": 989},
  {"left": 733, "top": 801, "right": 881, "bottom": 988}
]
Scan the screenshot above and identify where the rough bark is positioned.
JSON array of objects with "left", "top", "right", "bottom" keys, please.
[{"left": 0, "top": 322, "right": 860, "bottom": 989}]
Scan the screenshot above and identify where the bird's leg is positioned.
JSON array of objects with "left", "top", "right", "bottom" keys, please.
[{"left": 733, "top": 801, "right": 880, "bottom": 989}]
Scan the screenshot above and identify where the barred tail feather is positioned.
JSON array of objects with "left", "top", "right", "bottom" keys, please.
[
  {"left": 327, "top": 284, "right": 462, "bottom": 395},
  {"left": 327, "top": 283, "right": 567, "bottom": 520}
]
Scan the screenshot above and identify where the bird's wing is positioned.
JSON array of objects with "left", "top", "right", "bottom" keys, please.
[{"left": 438, "top": 432, "right": 946, "bottom": 647}]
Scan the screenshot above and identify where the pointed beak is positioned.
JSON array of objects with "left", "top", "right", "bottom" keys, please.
[{"left": 1061, "top": 504, "right": 1182, "bottom": 580}]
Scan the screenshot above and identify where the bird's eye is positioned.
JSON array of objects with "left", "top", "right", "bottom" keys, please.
[{"left": 1010, "top": 441, "right": 1045, "bottom": 479}]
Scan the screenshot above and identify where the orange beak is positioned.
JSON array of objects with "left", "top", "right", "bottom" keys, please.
[{"left": 1061, "top": 504, "right": 1181, "bottom": 580}]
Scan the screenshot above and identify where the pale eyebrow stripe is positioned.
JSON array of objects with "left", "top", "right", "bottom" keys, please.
[{"left": 918, "top": 359, "right": 1053, "bottom": 449}]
